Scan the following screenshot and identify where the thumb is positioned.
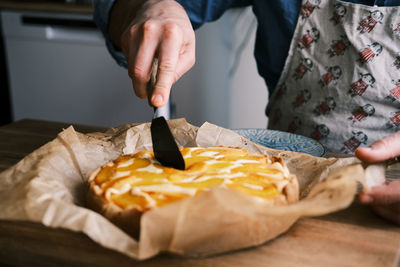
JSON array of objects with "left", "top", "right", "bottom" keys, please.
[{"left": 355, "top": 131, "right": 400, "bottom": 163}]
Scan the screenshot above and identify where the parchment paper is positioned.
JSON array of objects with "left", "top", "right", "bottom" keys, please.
[{"left": 0, "top": 118, "right": 385, "bottom": 260}]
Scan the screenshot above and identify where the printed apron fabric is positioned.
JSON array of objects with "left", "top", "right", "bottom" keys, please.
[{"left": 266, "top": 0, "right": 400, "bottom": 154}]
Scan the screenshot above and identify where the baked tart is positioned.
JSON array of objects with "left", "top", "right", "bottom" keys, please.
[{"left": 87, "top": 146, "right": 299, "bottom": 238}]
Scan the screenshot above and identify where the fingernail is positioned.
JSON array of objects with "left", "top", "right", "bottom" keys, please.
[{"left": 152, "top": 94, "right": 163, "bottom": 106}]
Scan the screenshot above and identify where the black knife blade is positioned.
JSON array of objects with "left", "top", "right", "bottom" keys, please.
[
  {"left": 147, "top": 59, "right": 185, "bottom": 170},
  {"left": 151, "top": 116, "right": 185, "bottom": 170}
]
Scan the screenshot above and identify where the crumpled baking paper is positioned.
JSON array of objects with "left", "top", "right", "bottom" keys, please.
[{"left": 0, "top": 119, "right": 385, "bottom": 260}]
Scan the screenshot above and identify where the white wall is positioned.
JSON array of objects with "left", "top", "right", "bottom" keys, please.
[{"left": 172, "top": 7, "right": 268, "bottom": 129}]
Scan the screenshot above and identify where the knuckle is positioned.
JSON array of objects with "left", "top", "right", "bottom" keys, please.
[
  {"left": 163, "top": 22, "right": 181, "bottom": 38},
  {"left": 159, "top": 60, "right": 175, "bottom": 73},
  {"left": 142, "top": 20, "right": 158, "bottom": 35},
  {"left": 129, "top": 66, "right": 147, "bottom": 82},
  {"left": 128, "top": 24, "right": 139, "bottom": 35},
  {"left": 155, "top": 82, "right": 170, "bottom": 92},
  {"left": 158, "top": 58, "right": 175, "bottom": 73}
]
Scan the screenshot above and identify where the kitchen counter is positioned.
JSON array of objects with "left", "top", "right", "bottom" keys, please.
[
  {"left": 0, "top": 0, "right": 93, "bottom": 14},
  {"left": 0, "top": 119, "right": 399, "bottom": 266}
]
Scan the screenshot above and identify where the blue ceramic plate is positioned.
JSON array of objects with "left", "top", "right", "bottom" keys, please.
[{"left": 233, "top": 129, "right": 325, "bottom": 157}]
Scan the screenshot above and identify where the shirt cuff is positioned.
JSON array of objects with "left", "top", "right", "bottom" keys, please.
[{"left": 93, "top": 0, "right": 128, "bottom": 68}]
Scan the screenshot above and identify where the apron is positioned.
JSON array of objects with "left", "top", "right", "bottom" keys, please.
[{"left": 266, "top": 0, "right": 400, "bottom": 154}]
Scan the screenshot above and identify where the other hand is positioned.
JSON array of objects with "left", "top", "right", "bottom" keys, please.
[{"left": 356, "top": 131, "right": 400, "bottom": 224}]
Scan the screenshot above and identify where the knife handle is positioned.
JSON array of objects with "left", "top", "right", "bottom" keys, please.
[{"left": 146, "top": 58, "right": 158, "bottom": 108}]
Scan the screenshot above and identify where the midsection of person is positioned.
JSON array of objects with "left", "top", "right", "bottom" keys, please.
[
  {"left": 176, "top": 0, "right": 400, "bottom": 92},
  {"left": 260, "top": 0, "right": 400, "bottom": 153}
]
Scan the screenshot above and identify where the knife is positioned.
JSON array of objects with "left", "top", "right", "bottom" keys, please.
[{"left": 147, "top": 59, "right": 185, "bottom": 170}]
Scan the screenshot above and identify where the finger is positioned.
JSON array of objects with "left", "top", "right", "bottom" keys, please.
[
  {"left": 152, "top": 23, "right": 183, "bottom": 107},
  {"left": 362, "top": 180, "right": 400, "bottom": 205},
  {"left": 121, "top": 26, "right": 142, "bottom": 95},
  {"left": 371, "top": 204, "right": 400, "bottom": 224},
  {"left": 355, "top": 131, "right": 400, "bottom": 163},
  {"left": 130, "top": 21, "right": 160, "bottom": 99}
]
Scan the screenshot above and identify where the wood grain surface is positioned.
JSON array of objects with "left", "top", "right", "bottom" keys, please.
[{"left": 0, "top": 119, "right": 399, "bottom": 267}]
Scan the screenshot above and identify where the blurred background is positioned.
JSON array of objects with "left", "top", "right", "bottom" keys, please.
[{"left": 0, "top": 0, "right": 267, "bottom": 129}]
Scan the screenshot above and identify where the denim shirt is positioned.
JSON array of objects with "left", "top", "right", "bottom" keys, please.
[{"left": 93, "top": 0, "right": 400, "bottom": 94}]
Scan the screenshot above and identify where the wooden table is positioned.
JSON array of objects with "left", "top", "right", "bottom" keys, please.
[{"left": 0, "top": 119, "right": 399, "bottom": 267}]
